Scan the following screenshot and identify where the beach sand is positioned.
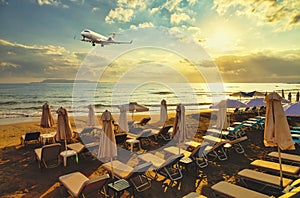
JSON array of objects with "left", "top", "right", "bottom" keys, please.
[{"left": 0, "top": 111, "right": 299, "bottom": 197}]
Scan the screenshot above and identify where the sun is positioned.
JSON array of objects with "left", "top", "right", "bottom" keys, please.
[{"left": 206, "top": 29, "right": 235, "bottom": 52}]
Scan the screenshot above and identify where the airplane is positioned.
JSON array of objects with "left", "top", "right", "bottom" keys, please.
[{"left": 80, "top": 29, "right": 133, "bottom": 47}]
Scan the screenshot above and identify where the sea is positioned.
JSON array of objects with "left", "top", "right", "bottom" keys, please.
[{"left": 0, "top": 82, "right": 299, "bottom": 124}]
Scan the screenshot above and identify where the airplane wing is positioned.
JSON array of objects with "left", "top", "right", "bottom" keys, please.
[{"left": 102, "top": 40, "right": 133, "bottom": 45}]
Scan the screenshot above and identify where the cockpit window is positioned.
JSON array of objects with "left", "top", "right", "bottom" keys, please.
[{"left": 84, "top": 30, "right": 90, "bottom": 33}]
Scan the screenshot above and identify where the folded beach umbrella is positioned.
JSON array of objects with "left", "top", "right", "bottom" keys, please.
[
  {"left": 284, "top": 102, "right": 300, "bottom": 117},
  {"left": 282, "top": 89, "right": 285, "bottom": 98},
  {"left": 160, "top": 99, "right": 168, "bottom": 123},
  {"left": 172, "top": 104, "right": 186, "bottom": 153},
  {"left": 87, "top": 104, "right": 96, "bottom": 126},
  {"left": 40, "top": 102, "right": 54, "bottom": 128},
  {"left": 98, "top": 110, "right": 117, "bottom": 178},
  {"left": 288, "top": 92, "right": 292, "bottom": 102},
  {"left": 296, "top": 91, "right": 299, "bottom": 102},
  {"left": 264, "top": 92, "right": 295, "bottom": 189},
  {"left": 118, "top": 104, "right": 129, "bottom": 132},
  {"left": 98, "top": 110, "right": 117, "bottom": 160},
  {"left": 56, "top": 107, "right": 73, "bottom": 150}
]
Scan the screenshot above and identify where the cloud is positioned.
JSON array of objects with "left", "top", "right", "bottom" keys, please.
[
  {"left": 130, "top": 22, "right": 154, "bottom": 29},
  {"left": 105, "top": 7, "right": 134, "bottom": 23},
  {"left": 170, "top": 13, "right": 193, "bottom": 24},
  {"left": 212, "top": 0, "right": 300, "bottom": 31},
  {"left": 36, "top": 0, "right": 69, "bottom": 8},
  {"left": 215, "top": 50, "right": 300, "bottom": 82},
  {"left": 0, "top": 39, "right": 82, "bottom": 82}
]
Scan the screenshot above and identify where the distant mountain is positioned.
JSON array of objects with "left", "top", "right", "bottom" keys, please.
[{"left": 39, "top": 79, "right": 97, "bottom": 83}]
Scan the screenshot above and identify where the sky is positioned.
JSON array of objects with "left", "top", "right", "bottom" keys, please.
[{"left": 0, "top": 0, "right": 300, "bottom": 83}]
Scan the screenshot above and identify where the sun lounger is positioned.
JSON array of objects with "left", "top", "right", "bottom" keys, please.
[
  {"left": 211, "top": 181, "right": 270, "bottom": 198},
  {"left": 21, "top": 131, "right": 41, "bottom": 146},
  {"left": 268, "top": 151, "right": 300, "bottom": 165},
  {"left": 59, "top": 171, "right": 109, "bottom": 198},
  {"left": 202, "top": 135, "right": 228, "bottom": 161},
  {"left": 155, "top": 154, "right": 184, "bottom": 183},
  {"left": 138, "top": 153, "right": 184, "bottom": 183},
  {"left": 228, "top": 136, "right": 248, "bottom": 154},
  {"left": 182, "top": 192, "right": 207, "bottom": 198},
  {"left": 163, "top": 143, "right": 209, "bottom": 168},
  {"left": 238, "top": 169, "right": 293, "bottom": 190},
  {"left": 34, "top": 143, "right": 61, "bottom": 169},
  {"left": 157, "top": 125, "right": 173, "bottom": 141},
  {"left": 133, "top": 117, "right": 151, "bottom": 127},
  {"left": 250, "top": 159, "right": 300, "bottom": 177},
  {"left": 102, "top": 160, "right": 153, "bottom": 192}
]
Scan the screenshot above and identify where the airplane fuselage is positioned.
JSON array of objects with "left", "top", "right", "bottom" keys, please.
[{"left": 79, "top": 29, "right": 132, "bottom": 47}]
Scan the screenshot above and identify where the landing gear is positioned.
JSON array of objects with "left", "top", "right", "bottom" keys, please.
[{"left": 92, "top": 42, "right": 95, "bottom": 46}]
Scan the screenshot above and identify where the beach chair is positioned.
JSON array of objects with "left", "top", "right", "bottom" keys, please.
[
  {"left": 102, "top": 160, "right": 153, "bottom": 192},
  {"left": 154, "top": 154, "right": 184, "bottom": 184},
  {"left": 250, "top": 159, "right": 300, "bottom": 178},
  {"left": 115, "top": 133, "right": 127, "bottom": 147},
  {"left": 21, "top": 131, "right": 41, "bottom": 146},
  {"left": 133, "top": 117, "right": 151, "bottom": 127},
  {"left": 34, "top": 143, "right": 61, "bottom": 169},
  {"left": 238, "top": 169, "right": 293, "bottom": 191},
  {"left": 202, "top": 135, "right": 229, "bottom": 161},
  {"left": 157, "top": 125, "right": 173, "bottom": 141},
  {"left": 59, "top": 171, "right": 110, "bottom": 198},
  {"left": 228, "top": 136, "right": 248, "bottom": 154},
  {"left": 268, "top": 151, "right": 300, "bottom": 165},
  {"left": 163, "top": 143, "right": 209, "bottom": 169},
  {"left": 211, "top": 181, "right": 271, "bottom": 198},
  {"left": 212, "top": 180, "right": 300, "bottom": 198},
  {"left": 182, "top": 192, "right": 207, "bottom": 198}
]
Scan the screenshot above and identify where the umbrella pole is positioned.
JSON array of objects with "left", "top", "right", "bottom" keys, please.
[{"left": 278, "top": 147, "right": 283, "bottom": 190}]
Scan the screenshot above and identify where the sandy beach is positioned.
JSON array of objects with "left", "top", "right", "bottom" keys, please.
[{"left": 0, "top": 110, "right": 299, "bottom": 198}]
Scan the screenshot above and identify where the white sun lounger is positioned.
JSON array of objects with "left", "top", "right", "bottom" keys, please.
[
  {"left": 250, "top": 159, "right": 300, "bottom": 177},
  {"left": 238, "top": 169, "right": 293, "bottom": 190},
  {"left": 211, "top": 181, "right": 270, "bottom": 198},
  {"left": 268, "top": 151, "right": 300, "bottom": 165}
]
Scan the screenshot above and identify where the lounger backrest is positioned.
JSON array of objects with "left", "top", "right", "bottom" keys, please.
[
  {"left": 25, "top": 131, "right": 40, "bottom": 141},
  {"left": 160, "top": 125, "right": 172, "bottom": 136},
  {"left": 141, "top": 117, "right": 151, "bottom": 125},
  {"left": 41, "top": 143, "right": 61, "bottom": 161},
  {"left": 80, "top": 174, "right": 110, "bottom": 197},
  {"left": 127, "top": 162, "right": 153, "bottom": 179},
  {"left": 195, "top": 143, "right": 209, "bottom": 158},
  {"left": 158, "top": 154, "right": 184, "bottom": 170}
]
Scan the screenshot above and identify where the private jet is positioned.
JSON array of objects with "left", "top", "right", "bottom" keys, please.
[{"left": 80, "top": 29, "right": 132, "bottom": 47}]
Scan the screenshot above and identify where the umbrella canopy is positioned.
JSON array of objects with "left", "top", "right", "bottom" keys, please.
[
  {"left": 160, "top": 99, "right": 168, "bottom": 123},
  {"left": 230, "top": 91, "right": 250, "bottom": 99},
  {"left": 284, "top": 102, "right": 300, "bottom": 117},
  {"left": 121, "top": 102, "right": 149, "bottom": 119},
  {"left": 210, "top": 99, "right": 247, "bottom": 109},
  {"left": 246, "top": 98, "right": 266, "bottom": 107},
  {"left": 40, "top": 102, "right": 54, "bottom": 128},
  {"left": 97, "top": 110, "right": 117, "bottom": 160},
  {"left": 247, "top": 91, "right": 265, "bottom": 97},
  {"left": 55, "top": 107, "right": 72, "bottom": 150},
  {"left": 87, "top": 104, "right": 96, "bottom": 126},
  {"left": 118, "top": 104, "right": 129, "bottom": 132},
  {"left": 264, "top": 92, "right": 295, "bottom": 189},
  {"left": 296, "top": 91, "right": 299, "bottom": 102}
]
